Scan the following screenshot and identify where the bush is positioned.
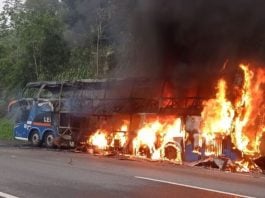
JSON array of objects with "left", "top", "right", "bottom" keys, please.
[{"left": 0, "top": 118, "right": 13, "bottom": 140}]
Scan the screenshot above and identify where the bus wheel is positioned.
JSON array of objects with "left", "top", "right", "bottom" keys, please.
[
  {"left": 44, "top": 132, "right": 54, "bottom": 148},
  {"left": 30, "top": 131, "right": 41, "bottom": 147}
]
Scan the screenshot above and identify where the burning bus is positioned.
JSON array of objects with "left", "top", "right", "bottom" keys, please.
[
  {"left": 8, "top": 77, "right": 203, "bottom": 158},
  {"left": 8, "top": 81, "right": 76, "bottom": 147},
  {"left": 8, "top": 64, "right": 265, "bottom": 171}
]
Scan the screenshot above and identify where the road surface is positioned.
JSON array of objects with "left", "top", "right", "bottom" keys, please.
[{"left": 0, "top": 141, "right": 264, "bottom": 198}]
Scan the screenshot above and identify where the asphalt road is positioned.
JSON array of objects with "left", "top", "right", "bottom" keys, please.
[{"left": 0, "top": 141, "right": 265, "bottom": 198}]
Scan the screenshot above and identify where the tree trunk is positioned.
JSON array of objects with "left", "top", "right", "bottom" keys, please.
[
  {"left": 32, "top": 43, "right": 39, "bottom": 80},
  {"left": 96, "top": 22, "right": 101, "bottom": 77}
]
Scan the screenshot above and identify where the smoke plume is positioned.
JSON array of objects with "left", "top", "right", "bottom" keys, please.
[
  {"left": 64, "top": 0, "right": 265, "bottom": 97},
  {"left": 125, "top": 0, "right": 265, "bottom": 76}
]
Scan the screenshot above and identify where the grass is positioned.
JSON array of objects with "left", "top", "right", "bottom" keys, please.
[{"left": 0, "top": 117, "right": 13, "bottom": 140}]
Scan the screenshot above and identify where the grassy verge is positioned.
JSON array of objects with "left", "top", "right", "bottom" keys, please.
[{"left": 0, "top": 118, "right": 13, "bottom": 140}]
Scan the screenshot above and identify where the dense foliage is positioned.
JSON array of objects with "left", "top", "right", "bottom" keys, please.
[
  {"left": 0, "top": 0, "right": 123, "bottom": 95},
  {"left": 0, "top": 117, "right": 12, "bottom": 139}
]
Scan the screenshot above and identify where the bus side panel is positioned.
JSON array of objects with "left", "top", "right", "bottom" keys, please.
[{"left": 14, "top": 122, "right": 29, "bottom": 140}]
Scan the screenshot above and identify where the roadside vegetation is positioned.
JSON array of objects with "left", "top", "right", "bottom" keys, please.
[
  {"left": 0, "top": 118, "right": 13, "bottom": 140},
  {"left": 0, "top": 0, "right": 131, "bottom": 95},
  {"left": 0, "top": 0, "right": 124, "bottom": 90}
]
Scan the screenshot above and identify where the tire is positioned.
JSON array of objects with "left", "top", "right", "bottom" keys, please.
[
  {"left": 30, "top": 131, "right": 41, "bottom": 147},
  {"left": 44, "top": 132, "right": 55, "bottom": 148}
]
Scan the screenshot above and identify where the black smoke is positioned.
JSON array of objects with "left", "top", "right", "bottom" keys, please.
[
  {"left": 63, "top": 0, "right": 265, "bottom": 97},
  {"left": 117, "top": 0, "right": 265, "bottom": 96}
]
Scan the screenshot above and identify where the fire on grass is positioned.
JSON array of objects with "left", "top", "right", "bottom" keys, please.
[{"left": 86, "top": 64, "right": 265, "bottom": 172}]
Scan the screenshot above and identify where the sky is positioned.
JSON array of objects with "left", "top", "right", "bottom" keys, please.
[
  {"left": 0, "top": 0, "right": 27, "bottom": 11},
  {"left": 0, "top": 0, "right": 3, "bottom": 11}
]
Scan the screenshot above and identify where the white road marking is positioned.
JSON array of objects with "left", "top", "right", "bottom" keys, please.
[
  {"left": 135, "top": 176, "right": 255, "bottom": 198},
  {"left": 0, "top": 192, "right": 19, "bottom": 198}
]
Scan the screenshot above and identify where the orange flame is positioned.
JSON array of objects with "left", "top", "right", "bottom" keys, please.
[
  {"left": 133, "top": 120, "right": 161, "bottom": 159},
  {"left": 89, "top": 121, "right": 130, "bottom": 150},
  {"left": 233, "top": 64, "right": 253, "bottom": 152},
  {"left": 133, "top": 118, "right": 184, "bottom": 162},
  {"left": 88, "top": 130, "right": 108, "bottom": 149},
  {"left": 201, "top": 64, "right": 265, "bottom": 158},
  {"left": 201, "top": 79, "right": 234, "bottom": 139},
  {"left": 112, "top": 121, "right": 129, "bottom": 148}
]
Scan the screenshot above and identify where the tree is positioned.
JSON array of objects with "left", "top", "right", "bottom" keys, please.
[
  {"left": 0, "top": 0, "right": 133, "bottom": 96},
  {"left": 62, "top": 0, "right": 116, "bottom": 77},
  {"left": 0, "top": 0, "right": 70, "bottom": 91}
]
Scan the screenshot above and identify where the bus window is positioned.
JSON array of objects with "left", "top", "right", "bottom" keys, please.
[
  {"left": 39, "top": 89, "right": 53, "bottom": 99},
  {"left": 23, "top": 87, "right": 39, "bottom": 98},
  {"left": 39, "top": 85, "right": 61, "bottom": 99}
]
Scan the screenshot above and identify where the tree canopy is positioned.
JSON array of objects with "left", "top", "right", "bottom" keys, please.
[{"left": 0, "top": 0, "right": 126, "bottom": 95}]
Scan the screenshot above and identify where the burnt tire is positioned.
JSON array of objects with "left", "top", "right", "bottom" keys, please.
[
  {"left": 44, "top": 132, "right": 55, "bottom": 148},
  {"left": 30, "top": 131, "right": 41, "bottom": 147}
]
